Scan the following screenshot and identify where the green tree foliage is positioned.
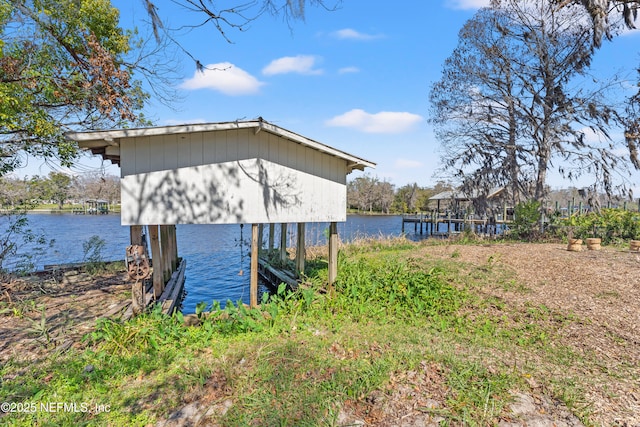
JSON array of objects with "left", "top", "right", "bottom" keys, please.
[
  {"left": 511, "top": 200, "right": 542, "bottom": 240},
  {"left": 560, "top": 208, "right": 640, "bottom": 243},
  {"left": 43, "top": 172, "right": 72, "bottom": 209},
  {"left": 0, "top": 0, "right": 146, "bottom": 176}
]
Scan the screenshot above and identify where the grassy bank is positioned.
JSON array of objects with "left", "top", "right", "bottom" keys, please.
[{"left": 1, "top": 238, "right": 634, "bottom": 425}]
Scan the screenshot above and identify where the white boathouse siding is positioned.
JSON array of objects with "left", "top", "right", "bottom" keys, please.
[{"left": 67, "top": 121, "right": 373, "bottom": 226}]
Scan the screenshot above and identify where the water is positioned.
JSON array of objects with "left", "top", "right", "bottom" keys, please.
[{"left": 6, "top": 214, "right": 412, "bottom": 313}]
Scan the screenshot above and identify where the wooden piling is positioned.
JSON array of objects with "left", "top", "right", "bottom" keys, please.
[
  {"left": 269, "top": 223, "right": 275, "bottom": 249},
  {"left": 250, "top": 224, "right": 259, "bottom": 308},
  {"left": 280, "top": 223, "right": 287, "bottom": 262},
  {"left": 328, "top": 222, "right": 338, "bottom": 286},
  {"left": 170, "top": 225, "right": 178, "bottom": 271},
  {"left": 258, "top": 224, "right": 264, "bottom": 255},
  {"left": 130, "top": 225, "right": 143, "bottom": 246},
  {"left": 149, "top": 225, "right": 164, "bottom": 300},
  {"left": 160, "top": 225, "right": 172, "bottom": 283},
  {"left": 296, "top": 223, "right": 305, "bottom": 277}
]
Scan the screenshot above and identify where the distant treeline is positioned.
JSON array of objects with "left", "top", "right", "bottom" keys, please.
[
  {"left": 0, "top": 172, "right": 120, "bottom": 210},
  {"left": 347, "top": 175, "right": 638, "bottom": 215}
]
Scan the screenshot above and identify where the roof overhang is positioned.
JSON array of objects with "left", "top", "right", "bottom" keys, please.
[
  {"left": 429, "top": 187, "right": 505, "bottom": 201},
  {"left": 66, "top": 120, "right": 376, "bottom": 173}
]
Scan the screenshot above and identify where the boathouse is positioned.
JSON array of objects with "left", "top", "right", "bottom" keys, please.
[{"left": 66, "top": 119, "right": 375, "bottom": 312}]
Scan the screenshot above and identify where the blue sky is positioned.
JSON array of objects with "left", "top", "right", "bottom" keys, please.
[{"left": 16, "top": 0, "right": 640, "bottom": 190}]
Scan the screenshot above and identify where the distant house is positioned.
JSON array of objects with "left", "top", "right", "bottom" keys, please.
[{"left": 429, "top": 187, "right": 506, "bottom": 215}]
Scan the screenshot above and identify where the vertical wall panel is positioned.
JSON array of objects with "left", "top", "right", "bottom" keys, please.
[
  {"left": 312, "top": 150, "right": 322, "bottom": 179},
  {"left": 339, "top": 158, "right": 348, "bottom": 184},
  {"left": 120, "top": 139, "right": 135, "bottom": 177},
  {"left": 148, "top": 136, "right": 164, "bottom": 173},
  {"left": 190, "top": 132, "right": 204, "bottom": 166},
  {"left": 278, "top": 137, "right": 288, "bottom": 167},
  {"left": 248, "top": 129, "right": 260, "bottom": 159},
  {"left": 164, "top": 134, "right": 179, "bottom": 170},
  {"left": 236, "top": 129, "right": 249, "bottom": 160},
  {"left": 258, "top": 132, "right": 269, "bottom": 160},
  {"left": 296, "top": 143, "right": 306, "bottom": 171},
  {"left": 217, "top": 130, "right": 231, "bottom": 163},
  {"left": 306, "top": 147, "right": 314, "bottom": 178},
  {"left": 134, "top": 136, "right": 151, "bottom": 175},
  {"left": 202, "top": 131, "right": 214, "bottom": 164},
  {"left": 177, "top": 134, "right": 191, "bottom": 168}
]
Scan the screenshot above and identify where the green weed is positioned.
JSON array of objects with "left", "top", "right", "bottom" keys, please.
[{"left": 0, "top": 239, "right": 612, "bottom": 426}]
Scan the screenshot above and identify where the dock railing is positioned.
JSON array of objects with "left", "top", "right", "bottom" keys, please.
[{"left": 401, "top": 211, "right": 512, "bottom": 237}]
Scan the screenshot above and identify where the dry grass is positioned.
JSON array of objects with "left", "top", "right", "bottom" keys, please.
[{"left": 417, "top": 242, "right": 640, "bottom": 426}]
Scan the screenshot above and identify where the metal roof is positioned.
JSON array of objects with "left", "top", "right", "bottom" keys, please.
[
  {"left": 65, "top": 119, "right": 376, "bottom": 172},
  {"left": 429, "top": 187, "right": 505, "bottom": 201}
]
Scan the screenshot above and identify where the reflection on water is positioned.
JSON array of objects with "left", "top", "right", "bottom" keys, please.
[{"left": 16, "top": 214, "right": 421, "bottom": 313}]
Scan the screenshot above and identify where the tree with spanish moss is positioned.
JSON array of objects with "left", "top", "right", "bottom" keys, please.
[{"left": 431, "top": 0, "right": 633, "bottom": 208}]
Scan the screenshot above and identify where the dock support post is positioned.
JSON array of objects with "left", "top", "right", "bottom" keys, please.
[
  {"left": 328, "top": 222, "right": 338, "bottom": 287},
  {"left": 432, "top": 211, "right": 437, "bottom": 235},
  {"left": 280, "top": 223, "right": 287, "bottom": 262},
  {"left": 149, "top": 225, "right": 164, "bottom": 300},
  {"left": 269, "top": 224, "right": 275, "bottom": 250},
  {"left": 296, "top": 223, "right": 305, "bottom": 277},
  {"left": 170, "top": 225, "right": 178, "bottom": 271},
  {"left": 250, "top": 224, "right": 259, "bottom": 308},
  {"left": 130, "top": 225, "right": 143, "bottom": 246},
  {"left": 160, "top": 225, "right": 172, "bottom": 281},
  {"left": 258, "top": 224, "right": 264, "bottom": 255},
  {"left": 131, "top": 225, "right": 146, "bottom": 315}
]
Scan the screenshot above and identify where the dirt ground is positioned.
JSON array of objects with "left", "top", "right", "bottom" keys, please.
[
  {"left": 2, "top": 243, "right": 640, "bottom": 426},
  {"left": 0, "top": 268, "right": 132, "bottom": 363},
  {"left": 340, "top": 242, "right": 639, "bottom": 427}
]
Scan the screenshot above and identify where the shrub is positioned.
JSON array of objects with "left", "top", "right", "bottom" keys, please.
[{"left": 510, "top": 200, "right": 541, "bottom": 240}]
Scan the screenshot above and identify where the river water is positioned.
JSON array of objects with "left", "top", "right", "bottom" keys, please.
[{"left": 10, "top": 213, "right": 421, "bottom": 313}]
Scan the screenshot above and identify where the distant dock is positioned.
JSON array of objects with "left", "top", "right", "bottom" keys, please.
[{"left": 401, "top": 212, "right": 512, "bottom": 237}]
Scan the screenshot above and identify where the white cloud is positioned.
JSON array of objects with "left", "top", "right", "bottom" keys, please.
[
  {"left": 325, "top": 109, "right": 424, "bottom": 134},
  {"left": 620, "top": 26, "right": 640, "bottom": 38},
  {"left": 395, "top": 159, "right": 423, "bottom": 169},
  {"left": 579, "top": 127, "right": 603, "bottom": 143},
  {"left": 262, "top": 55, "right": 323, "bottom": 76},
  {"left": 338, "top": 66, "right": 360, "bottom": 74},
  {"left": 444, "top": 0, "right": 491, "bottom": 10},
  {"left": 180, "top": 62, "right": 263, "bottom": 95},
  {"left": 331, "top": 28, "right": 383, "bottom": 41}
]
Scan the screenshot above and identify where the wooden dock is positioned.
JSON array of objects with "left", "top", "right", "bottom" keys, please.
[
  {"left": 257, "top": 258, "right": 298, "bottom": 290},
  {"left": 401, "top": 213, "right": 512, "bottom": 237}
]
